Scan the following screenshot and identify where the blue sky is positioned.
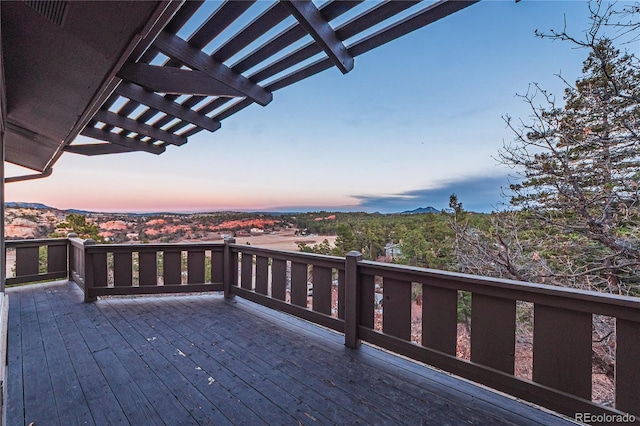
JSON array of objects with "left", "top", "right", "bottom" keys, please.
[{"left": 6, "top": 1, "right": 627, "bottom": 213}]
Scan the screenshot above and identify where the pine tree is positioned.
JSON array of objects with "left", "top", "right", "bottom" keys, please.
[{"left": 499, "top": 38, "right": 640, "bottom": 294}]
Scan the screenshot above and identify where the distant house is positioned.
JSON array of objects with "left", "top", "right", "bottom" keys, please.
[{"left": 384, "top": 243, "right": 402, "bottom": 261}]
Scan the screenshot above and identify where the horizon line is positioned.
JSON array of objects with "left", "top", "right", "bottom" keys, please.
[{"left": 4, "top": 201, "right": 450, "bottom": 215}]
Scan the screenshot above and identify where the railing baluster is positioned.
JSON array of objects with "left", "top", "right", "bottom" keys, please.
[
  {"left": 422, "top": 284, "right": 457, "bottom": 355},
  {"left": 382, "top": 278, "right": 411, "bottom": 341},
  {"left": 93, "top": 256, "right": 108, "bottom": 289},
  {"left": 615, "top": 318, "right": 640, "bottom": 416},
  {"left": 290, "top": 262, "right": 307, "bottom": 307},
  {"left": 255, "top": 256, "right": 269, "bottom": 295},
  {"left": 271, "top": 259, "right": 287, "bottom": 301},
  {"left": 163, "top": 250, "right": 182, "bottom": 285},
  {"left": 15, "top": 246, "right": 38, "bottom": 277},
  {"left": 187, "top": 250, "right": 205, "bottom": 284},
  {"left": 139, "top": 251, "right": 157, "bottom": 286},
  {"left": 212, "top": 250, "right": 224, "bottom": 283},
  {"left": 240, "top": 253, "right": 253, "bottom": 290},
  {"left": 312, "top": 265, "right": 332, "bottom": 315},
  {"left": 360, "top": 274, "right": 375, "bottom": 329},
  {"left": 471, "top": 294, "right": 516, "bottom": 374},
  {"left": 47, "top": 243, "right": 67, "bottom": 274},
  {"left": 113, "top": 252, "right": 132, "bottom": 287},
  {"left": 533, "top": 304, "right": 592, "bottom": 399}
]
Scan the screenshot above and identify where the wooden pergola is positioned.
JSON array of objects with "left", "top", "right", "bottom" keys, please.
[{"left": 1, "top": 0, "right": 477, "bottom": 175}]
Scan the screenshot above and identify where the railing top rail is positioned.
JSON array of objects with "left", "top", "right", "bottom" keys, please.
[
  {"left": 360, "top": 260, "right": 640, "bottom": 319},
  {"left": 5, "top": 238, "right": 69, "bottom": 247},
  {"left": 85, "top": 241, "right": 225, "bottom": 253},
  {"left": 230, "top": 244, "right": 345, "bottom": 268}
]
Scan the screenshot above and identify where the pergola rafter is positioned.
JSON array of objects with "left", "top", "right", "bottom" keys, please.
[
  {"left": 80, "top": 127, "right": 166, "bottom": 155},
  {"left": 114, "top": 82, "right": 221, "bottom": 133},
  {"left": 93, "top": 110, "right": 188, "bottom": 146}
]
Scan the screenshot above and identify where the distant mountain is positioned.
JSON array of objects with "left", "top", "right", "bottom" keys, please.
[
  {"left": 64, "top": 208, "right": 95, "bottom": 215},
  {"left": 5, "top": 202, "right": 52, "bottom": 209},
  {"left": 400, "top": 206, "right": 440, "bottom": 214}
]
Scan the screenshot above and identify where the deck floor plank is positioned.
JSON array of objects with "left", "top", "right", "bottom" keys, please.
[
  {"left": 236, "top": 296, "right": 568, "bottom": 425},
  {"left": 96, "top": 299, "right": 237, "bottom": 425},
  {"left": 6, "top": 293, "right": 25, "bottom": 425},
  {"left": 81, "top": 309, "right": 204, "bottom": 426},
  {"left": 7, "top": 281, "right": 577, "bottom": 426},
  {"left": 100, "top": 303, "right": 241, "bottom": 425},
  {"left": 103, "top": 299, "right": 275, "bottom": 425},
  {"left": 171, "top": 296, "right": 513, "bottom": 425},
  {"left": 125, "top": 296, "right": 352, "bottom": 425},
  {"left": 146, "top": 295, "right": 405, "bottom": 424},
  {"left": 34, "top": 288, "right": 93, "bottom": 425},
  {"left": 225, "top": 297, "right": 556, "bottom": 426},
  {"left": 45, "top": 283, "right": 131, "bottom": 425},
  {"left": 18, "top": 289, "right": 59, "bottom": 425}
]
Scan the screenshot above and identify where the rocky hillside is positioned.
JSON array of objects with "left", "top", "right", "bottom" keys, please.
[
  {"left": 4, "top": 204, "right": 291, "bottom": 243},
  {"left": 5, "top": 207, "right": 64, "bottom": 239}
]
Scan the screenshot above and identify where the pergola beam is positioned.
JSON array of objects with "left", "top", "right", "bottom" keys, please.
[
  {"left": 153, "top": 31, "right": 273, "bottom": 106},
  {"left": 80, "top": 127, "right": 166, "bottom": 155},
  {"left": 93, "top": 109, "right": 188, "bottom": 146},
  {"left": 65, "top": 143, "right": 135, "bottom": 156},
  {"left": 280, "top": 0, "right": 354, "bottom": 74},
  {"left": 115, "top": 82, "right": 221, "bottom": 132},
  {"left": 117, "top": 63, "right": 247, "bottom": 98}
]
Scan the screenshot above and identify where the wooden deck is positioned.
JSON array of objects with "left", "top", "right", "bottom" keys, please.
[{"left": 6, "top": 281, "right": 577, "bottom": 425}]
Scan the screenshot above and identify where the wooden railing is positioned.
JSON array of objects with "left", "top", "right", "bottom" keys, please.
[
  {"left": 350, "top": 255, "right": 640, "bottom": 421},
  {"left": 5, "top": 239, "right": 68, "bottom": 285},
  {"left": 229, "top": 243, "right": 345, "bottom": 333},
  {"left": 4, "top": 237, "right": 640, "bottom": 420},
  {"left": 228, "top": 246, "right": 640, "bottom": 422},
  {"left": 80, "top": 241, "right": 225, "bottom": 301}
]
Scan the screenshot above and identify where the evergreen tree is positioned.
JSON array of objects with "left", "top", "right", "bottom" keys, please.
[{"left": 499, "top": 37, "right": 640, "bottom": 294}]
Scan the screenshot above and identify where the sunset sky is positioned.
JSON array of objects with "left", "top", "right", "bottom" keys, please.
[{"left": 5, "top": 1, "right": 626, "bottom": 213}]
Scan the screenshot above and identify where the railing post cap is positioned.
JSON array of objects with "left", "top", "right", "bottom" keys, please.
[
  {"left": 67, "top": 232, "right": 78, "bottom": 238},
  {"left": 346, "top": 251, "right": 362, "bottom": 258},
  {"left": 84, "top": 238, "right": 96, "bottom": 246}
]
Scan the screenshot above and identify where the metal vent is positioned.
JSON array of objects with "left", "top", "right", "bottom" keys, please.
[{"left": 24, "top": 1, "right": 67, "bottom": 27}]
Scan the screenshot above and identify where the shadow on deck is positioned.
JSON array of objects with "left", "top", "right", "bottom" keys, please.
[{"left": 6, "top": 281, "right": 575, "bottom": 425}]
